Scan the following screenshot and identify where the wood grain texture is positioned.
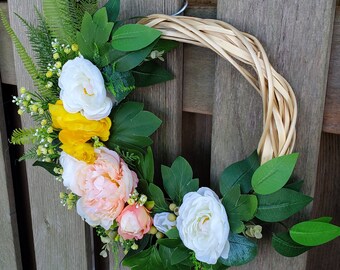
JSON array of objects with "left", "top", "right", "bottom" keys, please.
[
  {"left": 323, "top": 7, "right": 340, "bottom": 134},
  {"left": 0, "top": 2, "right": 16, "bottom": 85},
  {"left": 211, "top": 1, "right": 336, "bottom": 270},
  {"left": 8, "top": 1, "right": 92, "bottom": 269},
  {"left": 0, "top": 80, "right": 22, "bottom": 270},
  {"left": 188, "top": 0, "right": 217, "bottom": 7},
  {"left": 306, "top": 132, "right": 340, "bottom": 270}
]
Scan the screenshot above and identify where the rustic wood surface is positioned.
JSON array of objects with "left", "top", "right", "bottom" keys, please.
[
  {"left": 211, "top": 1, "right": 336, "bottom": 270},
  {"left": 323, "top": 7, "right": 340, "bottom": 134},
  {"left": 8, "top": 1, "right": 92, "bottom": 269},
  {"left": 0, "top": 80, "right": 22, "bottom": 269},
  {"left": 0, "top": 2, "right": 16, "bottom": 85}
]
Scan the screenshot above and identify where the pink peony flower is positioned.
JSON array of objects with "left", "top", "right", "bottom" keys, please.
[
  {"left": 76, "top": 147, "right": 138, "bottom": 229},
  {"left": 117, "top": 205, "right": 152, "bottom": 240}
]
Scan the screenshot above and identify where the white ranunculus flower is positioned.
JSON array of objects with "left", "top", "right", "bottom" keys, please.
[
  {"left": 153, "top": 212, "right": 177, "bottom": 234},
  {"left": 59, "top": 57, "right": 113, "bottom": 120},
  {"left": 60, "top": 151, "right": 87, "bottom": 196},
  {"left": 177, "top": 187, "right": 230, "bottom": 264}
]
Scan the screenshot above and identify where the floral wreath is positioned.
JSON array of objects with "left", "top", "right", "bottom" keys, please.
[{"left": 1, "top": 0, "right": 340, "bottom": 269}]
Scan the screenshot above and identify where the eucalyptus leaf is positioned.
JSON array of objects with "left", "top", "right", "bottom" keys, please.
[
  {"left": 161, "top": 156, "right": 199, "bottom": 205},
  {"left": 122, "top": 246, "right": 163, "bottom": 269},
  {"left": 148, "top": 183, "right": 169, "bottom": 213},
  {"left": 290, "top": 221, "right": 340, "bottom": 246},
  {"left": 220, "top": 150, "right": 260, "bottom": 195},
  {"left": 112, "top": 24, "right": 161, "bottom": 51},
  {"left": 256, "top": 188, "right": 313, "bottom": 222},
  {"left": 272, "top": 232, "right": 311, "bottom": 257},
  {"left": 219, "top": 233, "right": 257, "bottom": 266},
  {"left": 251, "top": 153, "right": 299, "bottom": 195}
]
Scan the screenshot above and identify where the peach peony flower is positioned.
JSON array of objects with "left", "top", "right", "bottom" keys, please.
[
  {"left": 72, "top": 147, "right": 138, "bottom": 229},
  {"left": 117, "top": 204, "right": 152, "bottom": 240}
]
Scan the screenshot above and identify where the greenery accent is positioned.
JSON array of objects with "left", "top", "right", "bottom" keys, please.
[
  {"left": 105, "top": 0, "right": 120, "bottom": 22},
  {"left": 148, "top": 183, "right": 169, "bottom": 213},
  {"left": 122, "top": 246, "right": 163, "bottom": 270},
  {"left": 19, "top": 145, "right": 39, "bottom": 161},
  {"left": 43, "top": 0, "right": 77, "bottom": 44},
  {"left": 0, "top": 9, "right": 41, "bottom": 88},
  {"left": 256, "top": 188, "right": 313, "bottom": 222},
  {"left": 69, "top": 0, "right": 98, "bottom": 31},
  {"left": 251, "top": 153, "right": 299, "bottom": 195},
  {"left": 285, "top": 179, "right": 304, "bottom": 192},
  {"left": 219, "top": 233, "right": 257, "bottom": 266},
  {"left": 161, "top": 156, "right": 199, "bottom": 205},
  {"left": 33, "top": 161, "right": 59, "bottom": 176},
  {"left": 219, "top": 151, "right": 259, "bottom": 195},
  {"left": 11, "top": 128, "right": 37, "bottom": 145},
  {"left": 272, "top": 232, "right": 311, "bottom": 257}
]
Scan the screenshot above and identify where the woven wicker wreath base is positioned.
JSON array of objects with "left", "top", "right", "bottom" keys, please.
[{"left": 139, "top": 15, "right": 297, "bottom": 164}]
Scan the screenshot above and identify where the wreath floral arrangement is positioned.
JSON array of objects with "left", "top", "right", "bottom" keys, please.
[{"left": 1, "top": 0, "right": 340, "bottom": 269}]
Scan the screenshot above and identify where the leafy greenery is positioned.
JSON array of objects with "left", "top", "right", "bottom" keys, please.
[
  {"left": 33, "top": 161, "right": 59, "bottom": 176},
  {"left": 102, "top": 66, "right": 136, "bottom": 103},
  {"left": 69, "top": 0, "right": 98, "bottom": 31},
  {"left": 133, "top": 61, "right": 174, "bottom": 87},
  {"left": 105, "top": 0, "right": 120, "bottom": 22},
  {"left": 272, "top": 232, "right": 311, "bottom": 257},
  {"left": 165, "top": 228, "right": 180, "bottom": 239},
  {"left": 122, "top": 246, "right": 163, "bottom": 270},
  {"left": 108, "top": 102, "right": 162, "bottom": 152},
  {"left": 112, "top": 24, "right": 161, "bottom": 51},
  {"left": 285, "top": 179, "right": 304, "bottom": 192},
  {"left": 251, "top": 153, "right": 299, "bottom": 195},
  {"left": 43, "top": 0, "right": 77, "bottom": 44},
  {"left": 152, "top": 39, "right": 179, "bottom": 53},
  {"left": 161, "top": 156, "right": 199, "bottom": 205},
  {"left": 11, "top": 128, "right": 37, "bottom": 145},
  {"left": 222, "top": 185, "right": 258, "bottom": 233},
  {"left": 19, "top": 145, "right": 39, "bottom": 161},
  {"left": 219, "top": 151, "right": 259, "bottom": 195},
  {"left": 256, "top": 188, "right": 312, "bottom": 222},
  {"left": 219, "top": 233, "right": 257, "bottom": 267},
  {"left": 290, "top": 219, "right": 340, "bottom": 246},
  {"left": 148, "top": 183, "right": 169, "bottom": 213},
  {"left": 158, "top": 246, "right": 192, "bottom": 270}
]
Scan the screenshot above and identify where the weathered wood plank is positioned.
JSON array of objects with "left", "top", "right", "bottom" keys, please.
[
  {"left": 306, "top": 132, "right": 340, "bottom": 270},
  {"left": 8, "top": 1, "right": 92, "bottom": 269},
  {"left": 0, "top": 80, "right": 22, "bottom": 270},
  {"left": 323, "top": 7, "right": 340, "bottom": 134},
  {"left": 188, "top": 0, "right": 217, "bottom": 7},
  {"left": 0, "top": 2, "right": 16, "bottom": 85},
  {"left": 211, "top": 1, "right": 336, "bottom": 270}
]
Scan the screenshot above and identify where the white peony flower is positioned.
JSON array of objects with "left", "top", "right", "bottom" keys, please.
[
  {"left": 153, "top": 212, "right": 177, "bottom": 234},
  {"left": 60, "top": 151, "right": 87, "bottom": 196},
  {"left": 177, "top": 187, "right": 230, "bottom": 264},
  {"left": 59, "top": 57, "right": 113, "bottom": 120}
]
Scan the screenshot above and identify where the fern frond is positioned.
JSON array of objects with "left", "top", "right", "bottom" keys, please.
[
  {"left": 69, "top": 0, "right": 98, "bottom": 31},
  {"left": 19, "top": 145, "right": 39, "bottom": 161},
  {"left": 16, "top": 8, "right": 53, "bottom": 74},
  {"left": 0, "top": 9, "right": 42, "bottom": 88},
  {"left": 42, "top": 0, "right": 77, "bottom": 44},
  {"left": 11, "top": 128, "right": 37, "bottom": 145}
]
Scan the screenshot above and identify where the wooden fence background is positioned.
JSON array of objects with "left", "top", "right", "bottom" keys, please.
[{"left": 0, "top": 0, "right": 339, "bottom": 269}]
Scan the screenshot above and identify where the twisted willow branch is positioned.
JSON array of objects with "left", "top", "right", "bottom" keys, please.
[{"left": 139, "top": 14, "right": 297, "bottom": 164}]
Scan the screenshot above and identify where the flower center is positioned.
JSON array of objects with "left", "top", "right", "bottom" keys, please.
[{"left": 83, "top": 88, "right": 94, "bottom": 96}]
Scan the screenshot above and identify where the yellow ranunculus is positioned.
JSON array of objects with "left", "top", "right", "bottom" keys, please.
[{"left": 49, "top": 100, "right": 112, "bottom": 163}]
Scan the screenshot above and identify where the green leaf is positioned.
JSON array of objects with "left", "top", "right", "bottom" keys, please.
[
  {"left": 285, "top": 180, "right": 304, "bottom": 192},
  {"left": 108, "top": 102, "right": 162, "bottom": 151},
  {"left": 272, "top": 232, "right": 311, "bottom": 257},
  {"left": 220, "top": 151, "right": 260, "bottom": 195},
  {"left": 140, "top": 147, "right": 154, "bottom": 183},
  {"left": 161, "top": 156, "right": 199, "bottom": 205},
  {"left": 132, "top": 61, "right": 174, "bottom": 87},
  {"left": 165, "top": 228, "right": 180, "bottom": 239},
  {"left": 105, "top": 0, "right": 120, "bottom": 21},
  {"left": 157, "top": 238, "right": 182, "bottom": 249},
  {"left": 171, "top": 247, "right": 191, "bottom": 265},
  {"left": 112, "top": 40, "right": 159, "bottom": 72},
  {"left": 122, "top": 246, "right": 163, "bottom": 270},
  {"left": 251, "top": 153, "right": 299, "bottom": 195},
  {"left": 152, "top": 39, "right": 179, "bottom": 53},
  {"left": 256, "top": 188, "right": 313, "bottom": 222},
  {"left": 102, "top": 66, "right": 136, "bottom": 103},
  {"left": 159, "top": 246, "right": 192, "bottom": 270},
  {"left": 290, "top": 221, "right": 340, "bottom": 246},
  {"left": 219, "top": 233, "right": 257, "bottom": 266},
  {"left": 148, "top": 183, "right": 169, "bottom": 213},
  {"left": 33, "top": 161, "right": 59, "bottom": 176},
  {"left": 112, "top": 24, "right": 161, "bottom": 51},
  {"left": 312, "top": 217, "right": 333, "bottom": 223}
]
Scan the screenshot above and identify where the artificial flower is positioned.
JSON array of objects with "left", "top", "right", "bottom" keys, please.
[
  {"left": 153, "top": 212, "right": 177, "bottom": 234},
  {"left": 117, "top": 204, "right": 152, "bottom": 240},
  {"left": 75, "top": 147, "right": 138, "bottom": 229},
  {"left": 59, "top": 57, "right": 113, "bottom": 120},
  {"left": 177, "top": 187, "right": 230, "bottom": 264}
]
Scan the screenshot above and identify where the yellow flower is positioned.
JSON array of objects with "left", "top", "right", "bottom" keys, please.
[{"left": 49, "top": 100, "right": 112, "bottom": 163}]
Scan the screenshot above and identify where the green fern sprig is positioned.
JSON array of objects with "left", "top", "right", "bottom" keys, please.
[
  {"left": 19, "top": 145, "right": 39, "bottom": 161},
  {"left": 0, "top": 9, "right": 42, "bottom": 88},
  {"left": 11, "top": 128, "right": 37, "bottom": 145},
  {"left": 42, "top": 0, "right": 77, "bottom": 44},
  {"left": 69, "top": 0, "right": 98, "bottom": 31}
]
